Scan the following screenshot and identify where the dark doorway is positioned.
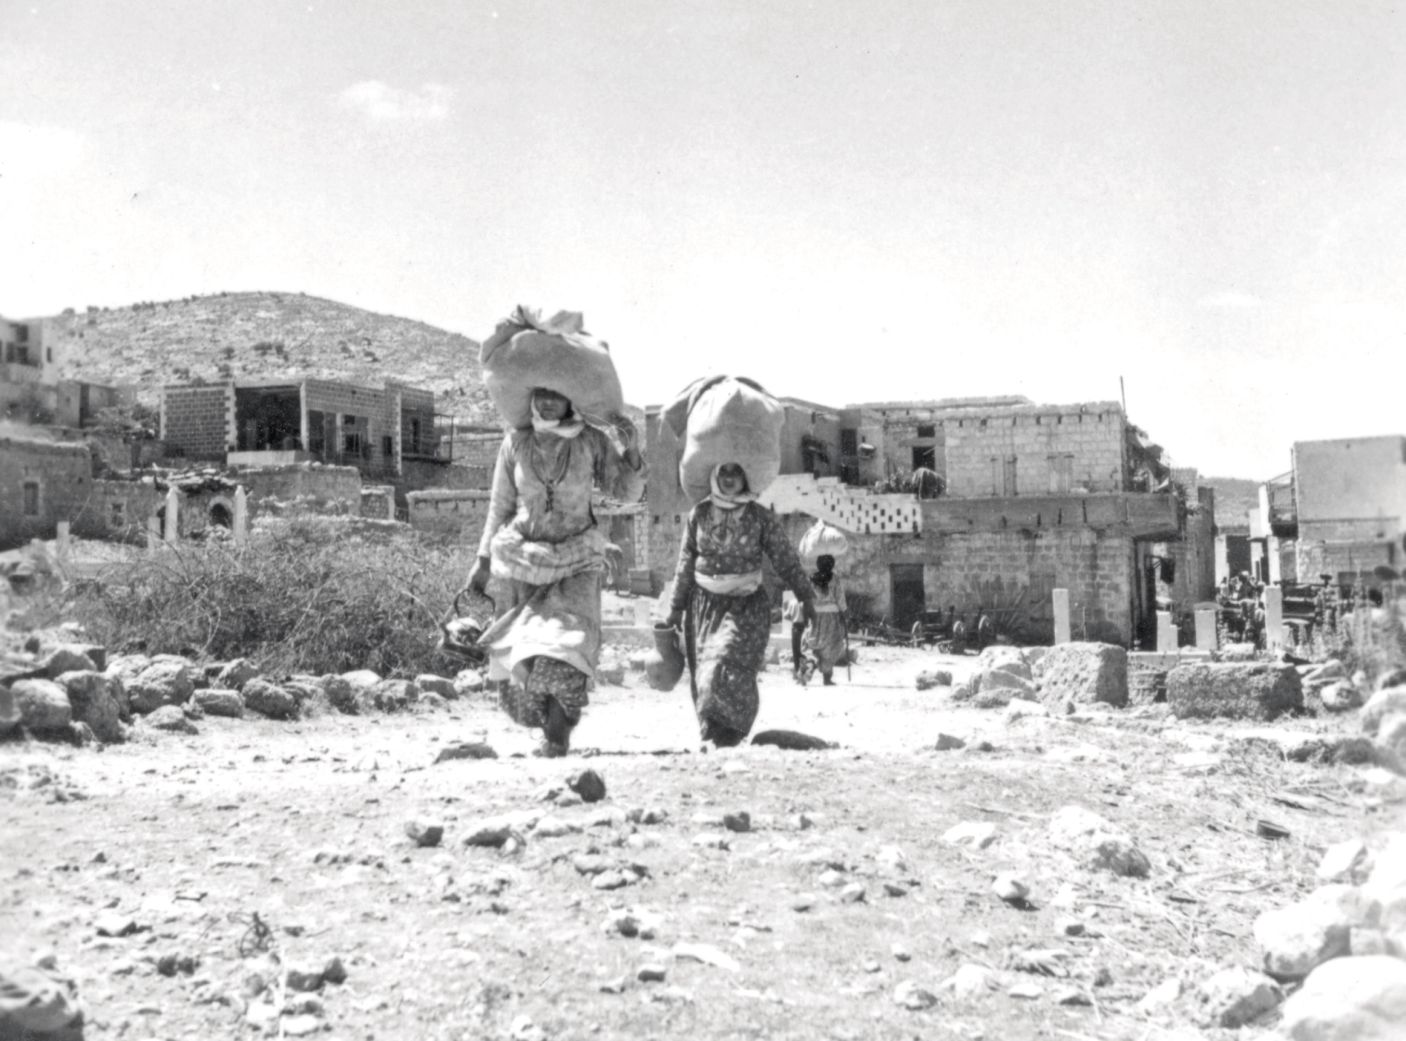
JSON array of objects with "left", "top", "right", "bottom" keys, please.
[
  {"left": 209, "top": 503, "right": 232, "bottom": 529},
  {"left": 890, "top": 563, "right": 925, "bottom": 629},
  {"left": 911, "top": 445, "right": 936, "bottom": 471}
]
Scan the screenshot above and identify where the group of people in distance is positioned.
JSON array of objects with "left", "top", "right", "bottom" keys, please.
[{"left": 466, "top": 384, "right": 848, "bottom": 757}]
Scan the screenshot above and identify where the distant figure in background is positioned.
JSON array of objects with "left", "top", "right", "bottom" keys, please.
[
  {"left": 782, "top": 590, "right": 808, "bottom": 680},
  {"left": 803, "top": 554, "right": 848, "bottom": 685},
  {"left": 665, "top": 462, "right": 816, "bottom": 747}
]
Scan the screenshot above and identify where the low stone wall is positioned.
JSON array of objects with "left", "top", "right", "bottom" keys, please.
[
  {"left": 1167, "top": 662, "right": 1304, "bottom": 721},
  {"left": 1033, "top": 642, "right": 1128, "bottom": 708}
]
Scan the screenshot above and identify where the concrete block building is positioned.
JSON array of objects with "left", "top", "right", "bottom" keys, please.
[{"left": 642, "top": 393, "right": 1211, "bottom": 648}]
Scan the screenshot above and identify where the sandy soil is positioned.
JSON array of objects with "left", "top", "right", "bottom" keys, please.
[{"left": 2, "top": 642, "right": 1399, "bottom": 1041}]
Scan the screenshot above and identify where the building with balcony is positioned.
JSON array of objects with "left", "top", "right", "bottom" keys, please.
[{"left": 160, "top": 377, "right": 458, "bottom": 504}]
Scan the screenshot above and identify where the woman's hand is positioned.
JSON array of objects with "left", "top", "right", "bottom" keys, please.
[
  {"left": 664, "top": 610, "right": 683, "bottom": 630},
  {"left": 467, "top": 556, "right": 491, "bottom": 595}
]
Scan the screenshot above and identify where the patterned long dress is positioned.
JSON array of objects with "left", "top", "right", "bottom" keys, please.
[
  {"left": 475, "top": 425, "right": 645, "bottom": 728},
  {"left": 669, "top": 501, "right": 814, "bottom": 742}
]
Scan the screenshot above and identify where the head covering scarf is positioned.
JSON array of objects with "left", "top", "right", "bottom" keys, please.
[
  {"left": 709, "top": 464, "right": 756, "bottom": 510},
  {"left": 530, "top": 394, "right": 585, "bottom": 439}
]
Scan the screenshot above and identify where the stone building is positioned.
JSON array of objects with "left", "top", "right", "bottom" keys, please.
[
  {"left": 2, "top": 313, "right": 129, "bottom": 427},
  {"left": 1283, "top": 435, "right": 1406, "bottom": 588},
  {"left": 643, "top": 393, "right": 1211, "bottom": 648},
  {"left": 160, "top": 377, "right": 459, "bottom": 506}
]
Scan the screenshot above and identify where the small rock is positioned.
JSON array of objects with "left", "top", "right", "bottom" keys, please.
[
  {"left": 509, "top": 1014, "right": 545, "bottom": 1041},
  {"left": 283, "top": 963, "right": 325, "bottom": 992},
  {"left": 321, "top": 957, "right": 346, "bottom": 985},
  {"left": 1007, "top": 982, "right": 1044, "bottom": 1000},
  {"left": 1198, "top": 966, "right": 1283, "bottom": 1028},
  {"left": 673, "top": 943, "right": 740, "bottom": 972},
  {"left": 404, "top": 820, "right": 443, "bottom": 848},
  {"left": 191, "top": 688, "right": 243, "bottom": 718},
  {"left": 1056, "top": 917, "right": 1086, "bottom": 937},
  {"left": 916, "top": 669, "right": 953, "bottom": 691},
  {"left": 791, "top": 895, "right": 817, "bottom": 912},
  {"left": 891, "top": 943, "right": 911, "bottom": 962},
  {"left": 1278, "top": 954, "right": 1406, "bottom": 1040},
  {"left": 943, "top": 821, "right": 998, "bottom": 850},
  {"left": 722, "top": 811, "right": 751, "bottom": 833},
  {"left": 637, "top": 963, "right": 667, "bottom": 983},
  {"left": 567, "top": 769, "right": 607, "bottom": 803},
  {"left": 598, "top": 975, "right": 629, "bottom": 994},
  {"left": 1054, "top": 986, "right": 1092, "bottom": 1006},
  {"left": 992, "top": 873, "right": 1030, "bottom": 904},
  {"left": 893, "top": 980, "right": 938, "bottom": 1010},
  {"left": 839, "top": 883, "right": 867, "bottom": 904},
  {"left": 592, "top": 870, "right": 630, "bottom": 891},
  {"left": 434, "top": 741, "right": 498, "bottom": 763},
  {"left": 532, "top": 816, "right": 582, "bottom": 839},
  {"left": 1317, "top": 839, "right": 1370, "bottom": 884},
  {"left": 933, "top": 732, "right": 966, "bottom": 751},
  {"left": 1137, "top": 977, "right": 1181, "bottom": 1013},
  {"left": 945, "top": 963, "right": 996, "bottom": 1000},
  {"left": 1254, "top": 884, "right": 1378, "bottom": 980}
]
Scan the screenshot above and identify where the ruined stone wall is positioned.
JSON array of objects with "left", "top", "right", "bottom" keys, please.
[
  {"left": 70, "top": 480, "right": 162, "bottom": 543},
  {"left": 235, "top": 465, "right": 362, "bottom": 515},
  {"left": 406, "top": 489, "right": 492, "bottom": 542},
  {"left": 161, "top": 384, "right": 232, "bottom": 460},
  {"left": 0, "top": 437, "right": 94, "bottom": 549}
]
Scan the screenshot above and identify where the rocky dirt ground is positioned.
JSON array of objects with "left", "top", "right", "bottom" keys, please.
[{"left": 3, "top": 640, "right": 1403, "bottom": 1041}]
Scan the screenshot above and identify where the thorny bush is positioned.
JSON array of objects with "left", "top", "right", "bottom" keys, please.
[{"left": 64, "top": 517, "right": 475, "bottom": 677}]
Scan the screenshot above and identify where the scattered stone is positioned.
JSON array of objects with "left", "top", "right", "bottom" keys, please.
[
  {"left": 126, "top": 658, "right": 195, "bottom": 714},
  {"left": 603, "top": 911, "right": 656, "bottom": 939},
  {"left": 673, "top": 943, "right": 740, "bottom": 972},
  {"left": 567, "top": 769, "right": 607, "bottom": 803},
  {"left": 1003, "top": 698, "right": 1048, "bottom": 723},
  {"left": 992, "top": 873, "right": 1030, "bottom": 905},
  {"left": 94, "top": 912, "right": 142, "bottom": 937},
  {"left": 284, "top": 963, "right": 326, "bottom": 992},
  {"left": 1253, "top": 883, "right": 1379, "bottom": 980},
  {"left": 915, "top": 669, "right": 953, "bottom": 691},
  {"left": 933, "top": 732, "right": 966, "bottom": 751},
  {"left": 1361, "top": 687, "right": 1406, "bottom": 734},
  {"left": 592, "top": 871, "right": 630, "bottom": 890},
  {"left": 1056, "top": 917, "right": 1086, "bottom": 937},
  {"left": 191, "top": 687, "right": 243, "bottom": 718},
  {"left": 453, "top": 671, "right": 486, "bottom": 697},
  {"left": 321, "top": 957, "right": 347, "bottom": 985},
  {"left": 415, "top": 674, "right": 456, "bottom": 698},
  {"left": 155, "top": 952, "right": 199, "bottom": 977},
  {"left": 214, "top": 658, "right": 258, "bottom": 690},
  {"left": 943, "top": 821, "right": 998, "bottom": 850},
  {"left": 1317, "top": 839, "right": 1370, "bottom": 884},
  {"left": 1137, "top": 977, "right": 1182, "bottom": 1013},
  {"left": 144, "top": 705, "right": 198, "bottom": 734},
  {"left": 404, "top": 820, "right": 443, "bottom": 848},
  {"left": 57, "top": 671, "right": 126, "bottom": 740},
  {"left": 692, "top": 835, "right": 730, "bottom": 851},
  {"left": 839, "top": 883, "right": 866, "bottom": 904},
  {"left": 818, "top": 869, "right": 846, "bottom": 888},
  {"left": 893, "top": 980, "right": 938, "bottom": 1010},
  {"left": 532, "top": 816, "right": 581, "bottom": 839},
  {"left": 791, "top": 895, "right": 817, "bottom": 913},
  {"left": 1032, "top": 642, "right": 1129, "bottom": 708},
  {"left": 241, "top": 678, "right": 299, "bottom": 720},
  {"left": 434, "top": 741, "right": 498, "bottom": 763},
  {"left": 370, "top": 679, "right": 418, "bottom": 712},
  {"left": 281, "top": 1013, "right": 324, "bottom": 1037},
  {"left": 463, "top": 814, "right": 536, "bottom": 848},
  {"left": 39, "top": 645, "right": 97, "bottom": 679},
  {"left": 1351, "top": 927, "right": 1392, "bottom": 955},
  {"left": 637, "top": 963, "right": 667, "bottom": 983},
  {"left": 1007, "top": 982, "right": 1044, "bottom": 1000},
  {"left": 1167, "top": 662, "right": 1303, "bottom": 720},
  {"left": 9, "top": 678, "right": 72, "bottom": 733},
  {"left": 1047, "top": 804, "right": 1151, "bottom": 878},
  {"left": 891, "top": 943, "right": 911, "bottom": 962},
  {"left": 944, "top": 964, "right": 997, "bottom": 1000},
  {"left": 750, "top": 729, "right": 836, "bottom": 750},
  {"left": 1278, "top": 954, "right": 1406, "bottom": 1040},
  {"left": 1197, "top": 966, "right": 1283, "bottom": 1028},
  {"left": 599, "top": 975, "right": 629, "bottom": 994},
  {"left": 1321, "top": 681, "right": 1364, "bottom": 713},
  {"left": 722, "top": 811, "right": 751, "bottom": 833}
]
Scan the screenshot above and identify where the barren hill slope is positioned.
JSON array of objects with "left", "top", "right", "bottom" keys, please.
[{"left": 44, "top": 291, "right": 497, "bottom": 424}]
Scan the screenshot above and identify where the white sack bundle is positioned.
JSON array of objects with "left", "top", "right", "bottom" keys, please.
[
  {"left": 663, "top": 375, "right": 784, "bottom": 504},
  {"left": 480, "top": 306, "right": 625, "bottom": 430}
]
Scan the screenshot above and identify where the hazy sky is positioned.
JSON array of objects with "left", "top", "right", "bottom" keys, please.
[{"left": 3, "top": 0, "right": 1404, "bottom": 478}]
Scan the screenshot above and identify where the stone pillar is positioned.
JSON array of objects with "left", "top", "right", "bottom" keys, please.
[
  {"left": 233, "top": 486, "right": 248, "bottom": 545},
  {"left": 147, "top": 515, "right": 161, "bottom": 554},
  {"left": 55, "top": 521, "right": 70, "bottom": 567},
  {"left": 1194, "top": 608, "right": 1218, "bottom": 651},
  {"left": 1052, "top": 588, "right": 1072, "bottom": 644},
  {"left": 1263, "top": 585, "right": 1285, "bottom": 650},
  {"left": 164, "top": 486, "right": 179, "bottom": 542},
  {"left": 1156, "top": 610, "right": 1177, "bottom": 653}
]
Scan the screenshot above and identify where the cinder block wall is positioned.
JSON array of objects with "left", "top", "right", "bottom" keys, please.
[
  {"left": 161, "top": 384, "right": 232, "bottom": 459},
  {"left": 304, "top": 379, "right": 392, "bottom": 471},
  {"left": 943, "top": 405, "right": 1126, "bottom": 497}
]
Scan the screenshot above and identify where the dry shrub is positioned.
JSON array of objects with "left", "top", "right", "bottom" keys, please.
[{"left": 65, "top": 517, "right": 474, "bottom": 677}]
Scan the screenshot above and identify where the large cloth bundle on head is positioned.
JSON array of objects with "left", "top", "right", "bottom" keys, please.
[
  {"left": 663, "top": 375, "right": 784, "bottom": 504},
  {"left": 798, "top": 519, "right": 849, "bottom": 561},
  {"left": 480, "top": 305, "right": 625, "bottom": 430}
]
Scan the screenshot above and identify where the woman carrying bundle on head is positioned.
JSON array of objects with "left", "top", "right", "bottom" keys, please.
[
  {"left": 659, "top": 376, "right": 815, "bottom": 747},
  {"left": 467, "top": 307, "right": 645, "bottom": 757},
  {"left": 664, "top": 461, "right": 815, "bottom": 746},
  {"left": 803, "top": 554, "right": 848, "bottom": 686}
]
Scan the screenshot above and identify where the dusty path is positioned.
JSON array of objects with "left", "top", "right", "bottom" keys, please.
[{"left": 2, "top": 646, "right": 1396, "bottom": 1041}]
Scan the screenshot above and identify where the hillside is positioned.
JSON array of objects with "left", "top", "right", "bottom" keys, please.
[
  {"left": 1202, "top": 475, "right": 1260, "bottom": 530},
  {"left": 44, "top": 291, "right": 498, "bottom": 425}
]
